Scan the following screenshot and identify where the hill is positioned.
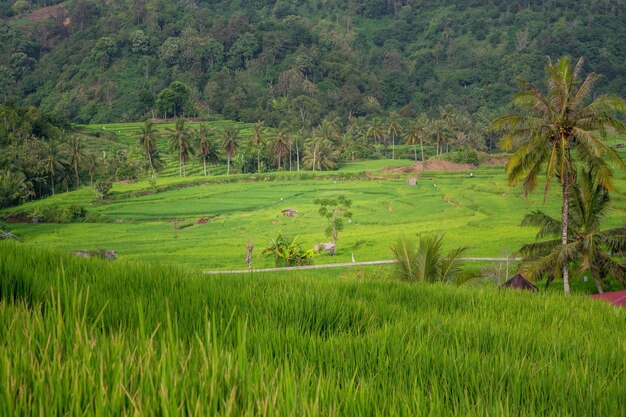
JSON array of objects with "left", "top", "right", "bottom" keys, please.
[{"left": 1, "top": 0, "right": 625, "bottom": 124}]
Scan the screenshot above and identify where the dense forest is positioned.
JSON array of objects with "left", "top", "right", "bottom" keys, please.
[{"left": 1, "top": 0, "right": 625, "bottom": 126}]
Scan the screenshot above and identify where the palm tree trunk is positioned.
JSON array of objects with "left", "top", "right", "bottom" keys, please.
[
  {"left": 561, "top": 163, "right": 570, "bottom": 295},
  {"left": 74, "top": 160, "right": 80, "bottom": 188},
  {"left": 296, "top": 141, "right": 300, "bottom": 171},
  {"left": 420, "top": 138, "right": 424, "bottom": 161},
  {"left": 392, "top": 134, "right": 395, "bottom": 160},
  {"left": 227, "top": 156, "right": 230, "bottom": 175},
  {"left": 204, "top": 157, "right": 207, "bottom": 176},
  {"left": 257, "top": 148, "right": 261, "bottom": 174},
  {"left": 413, "top": 144, "right": 417, "bottom": 162}
]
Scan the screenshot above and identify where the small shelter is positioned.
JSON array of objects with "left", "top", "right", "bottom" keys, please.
[
  {"left": 590, "top": 290, "right": 626, "bottom": 308},
  {"left": 501, "top": 274, "right": 539, "bottom": 292},
  {"left": 281, "top": 208, "right": 297, "bottom": 217},
  {"left": 406, "top": 177, "right": 417, "bottom": 186}
]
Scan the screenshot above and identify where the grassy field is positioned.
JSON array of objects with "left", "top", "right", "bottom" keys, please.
[
  {"left": 1, "top": 242, "right": 625, "bottom": 416},
  {"left": 3, "top": 157, "right": 625, "bottom": 272}
]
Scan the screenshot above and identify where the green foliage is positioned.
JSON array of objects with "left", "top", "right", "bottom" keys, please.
[
  {"left": 3, "top": 1, "right": 626, "bottom": 124},
  {"left": 391, "top": 233, "right": 468, "bottom": 283},
  {"left": 315, "top": 195, "right": 352, "bottom": 243},
  {"left": 262, "top": 233, "right": 314, "bottom": 267},
  {"left": 94, "top": 179, "right": 112, "bottom": 200},
  {"left": 2, "top": 243, "right": 626, "bottom": 415}
]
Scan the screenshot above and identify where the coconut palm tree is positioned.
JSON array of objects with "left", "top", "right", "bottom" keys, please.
[
  {"left": 138, "top": 120, "right": 158, "bottom": 176},
  {"left": 518, "top": 170, "right": 626, "bottom": 293},
  {"left": 366, "top": 117, "right": 385, "bottom": 153},
  {"left": 250, "top": 122, "right": 265, "bottom": 174},
  {"left": 196, "top": 125, "right": 219, "bottom": 176},
  {"left": 387, "top": 112, "right": 403, "bottom": 160},
  {"left": 45, "top": 140, "right": 67, "bottom": 195},
  {"left": 168, "top": 118, "right": 193, "bottom": 177},
  {"left": 405, "top": 114, "right": 430, "bottom": 162},
  {"left": 493, "top": 56, "right": 626, "bottom": 294},
  {"left": 272, "top": 130, "right": 290, "bottom": 170},
  {"left": 65, "top": 136, "right": 86, "bottom": 188},
  {"left": 222, "top": 124, "right": 240, "bottom": 175}
]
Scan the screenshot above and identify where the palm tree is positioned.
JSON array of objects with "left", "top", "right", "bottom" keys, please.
[
  {"left": 387, "top": 112, "right": 403, "bottom": 160},
  {"left": 222, "top": 124, "right": 240, "bottom": 175},
  {"left": 65, "top": 136, "right": 86, "bottom": 188},
  {"left": 45, "top": 140, "right": 67, "bottom": 195},
  {"left": 138, "top": 120, "right": 158, "bottom": 176},
  {"left": 272, "top": 130, "right": 290, "bottom": 170},
  {"left": 196, "top": 125, "right": 219, "bottom": 176},
  {"left": 391, "top": 233, "right": 467, "bottom": 283},
  {"left": 250, "top": 122, "right": 265, "bottom": 174},
  {"left": 168, "top": 118, "right": 193, "bottom": 177},
  {"left": 430, "top": 118, "right": 452, "bottom": 155},
  {"left": 493, "top": 56, "right": 626, "bottom": 294},
  {"left": 366, "top": 117, "right": 385, "bottom": 153},
  {"left": 405, "top": 114, "right": 429, "bottom": 162},
  {"left": 518, "top": 170, "right": 626, "bottom": 293}
]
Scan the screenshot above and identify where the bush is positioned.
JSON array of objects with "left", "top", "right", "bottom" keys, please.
[
  {"left": 94, "top": 180, "right": 113, "bottom": 200},
  {"left": 263, "top": 233, "right": 315, "bottom": 267},
  {"left": 391, "top": 233, "right": 467, "bottom": 283}
]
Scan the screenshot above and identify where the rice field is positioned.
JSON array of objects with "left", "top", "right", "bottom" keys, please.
[
  {"left": 3, "top": 159, "right": 625, "bottom": 271},
  {"left": 1, "top": 242, "right": 625, "bottom": 416}
]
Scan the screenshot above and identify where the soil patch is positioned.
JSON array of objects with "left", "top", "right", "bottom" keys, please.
[
  {"left": 15, "top": 4, "right": 66, "bottom": 23},
  {"left": 381, "top": 160, "right": 475, "bottom": 174},
  {"left": 481, "top": 157, "right": 508, "bottom": 165}
]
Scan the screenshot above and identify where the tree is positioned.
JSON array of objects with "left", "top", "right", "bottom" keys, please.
[
  {"left": 272, "top": 130, "right": 290, "bottom": 170},
  {"left": 493, "top": 56, "right": 626, "bottom": 294},
  {"left": 65, "top": 136, "right": 86, "bottom": 188},
  {"left": 0, "top": 169, "right": 30, "bottom": 208},
  {"left": 405, "top": 114, "right": 429, "bottom": 162},
  {"left": 249, "top": 122, "right": 265, "bottom": 174},
  {"left": 315, "top": 195, "right": 352, "bottom": 247},
  {"left": 168, "top": 119, "right": 193, "bottom": 177},
  {"left": 45, "top": 140, "right": 67, "bottom": 196},
  {"left": 518, "top": 170, "right": 626, "bottom": 293},
  {"left": 387, "top": 111, "right": 403, "bottom": 160},
  {"left": 366, "top": 117, "right": 385, "bottom": 153},
  {"left": 138, "top": 120, "right": 159, "bottom": 176},
  {"left": 222, "top": 124, "right": 240, "bottom": 175},
  {"left": 196, "top": 125, "right": 219, "bottom": 176}
]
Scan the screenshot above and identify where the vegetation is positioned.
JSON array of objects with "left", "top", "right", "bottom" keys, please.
[
  {"left": 518, "top": 170, "right": 626, "bottom": 293},
  {"left": 494, "top": 56, "right": 626, "bottom": 294},
  {"left": 2, "top": 1, "right": 626, "bottom": 128},
  {"left": 263, "top": 233, "right": 315, "bottom": 267},
  {"left": 391, "top": 233, "right": 467, "bottom": 283},
  {"left": 2, "top": 242, "right": 626, "bottom": 415}
]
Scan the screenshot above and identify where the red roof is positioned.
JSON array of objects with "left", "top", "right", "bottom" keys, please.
[{"left": 590, "top": 290, "right": 626, "bottom": 307}]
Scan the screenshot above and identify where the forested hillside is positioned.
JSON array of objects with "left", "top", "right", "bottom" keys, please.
[{"left": 1, "top": 0, "right": 625, "bottom": 125}]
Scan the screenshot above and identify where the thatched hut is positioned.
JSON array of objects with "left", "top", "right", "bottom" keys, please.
[{"left": 501, "top": 274, "right": 539, "bottom": 292}]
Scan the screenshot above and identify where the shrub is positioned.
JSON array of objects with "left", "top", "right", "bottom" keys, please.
[
  {"left": 391, "top": 233, "right": 467, "bottom": 283},
  {"left": 263, "top": 233, "right": 315, "bottom": 267},
  {"left": 94, "top": 180, "right": 113, "bottom": 200}
]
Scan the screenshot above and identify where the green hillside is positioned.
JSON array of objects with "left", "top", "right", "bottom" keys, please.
[{"left": 1, "top": 0, "right": 625, "bottom": 124}]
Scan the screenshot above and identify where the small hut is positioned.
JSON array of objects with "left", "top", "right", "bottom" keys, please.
[
  {"left": 281, "top": 208, "right": 297, "bottom": 217},
  {"left": 406, "top": 177, "right": 417, "bottom": 186},
  {"left": 501, "top": 274, "right": 539, "bottom": 292},
  {"left": 590, "top": 290, "right": 626, "bottom": 308}
]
